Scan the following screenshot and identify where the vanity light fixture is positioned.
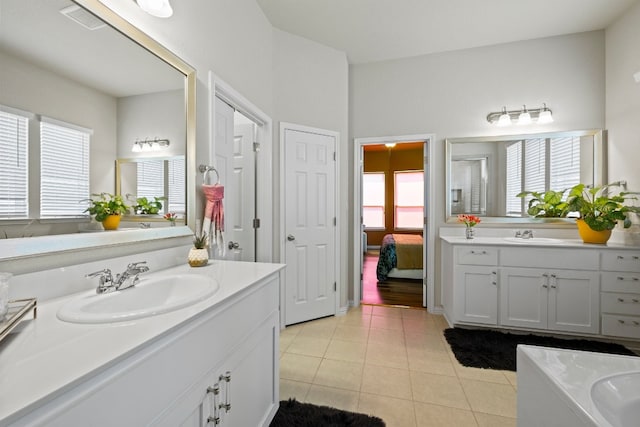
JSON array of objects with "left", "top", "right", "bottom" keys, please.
[
  {"left": 132, "top": 138, "right": 170, "bottom": 152},
  {"left": 487, "top": 103, "right": 553, "bottom": 126},
  {"left": 136, "top": 0, "right": 173, "bottom": 18}
]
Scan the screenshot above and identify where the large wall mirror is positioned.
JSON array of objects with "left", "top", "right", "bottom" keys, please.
[
  {"left": 445, "top": 129, "right": 606, "bottom": 223},
  {"left": 0, "top": 0, "right": 195, "bottom": 259}
]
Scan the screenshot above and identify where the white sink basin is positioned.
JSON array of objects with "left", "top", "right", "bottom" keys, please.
[
  {"left": 591, "top": 371, "right": 640, "bottom": 427},
  {"left": 57, "top": 273, "right": 219, "bottom": 324},
  {"left": 502, "top": 237, "right": 565, "bottom": 244}
]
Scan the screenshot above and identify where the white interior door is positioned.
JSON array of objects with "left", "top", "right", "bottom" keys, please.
[
  {"left": 284, "top": 127, "right": 336, "bottom": 325},
  {"left": 214, "top": 96, "right": 255, "bottom": 260}
]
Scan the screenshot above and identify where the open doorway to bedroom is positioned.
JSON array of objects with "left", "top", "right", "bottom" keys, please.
[{"left": 353, "top": 134, "right": 435, "bottom": 311}]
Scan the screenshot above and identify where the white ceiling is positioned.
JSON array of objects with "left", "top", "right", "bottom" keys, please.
[{"left": 256, "top": 0, "right": 639, "bottom": 64}]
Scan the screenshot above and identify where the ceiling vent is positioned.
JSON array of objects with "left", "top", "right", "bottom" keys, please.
[{"left": 60, "top": 5, "right": 107, "bottom": 31}]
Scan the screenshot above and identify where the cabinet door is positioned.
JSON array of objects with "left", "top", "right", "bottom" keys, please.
[
  {"left": 454, "top": 266, "right": 498, "bottom": 325},
  {"left": 500, "top": 268, "right": 547, "bottom": 329},
  {"left": 548, "top": 270, "right": 599, "bottom": 334}
]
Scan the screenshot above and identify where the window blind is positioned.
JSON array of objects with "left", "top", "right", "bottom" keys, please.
[
  {"left": 137, "top": 160, "right": 164, "bottom": 201},
  {"left": 0, "top": 109, "right": 29, "bottom": 218},
  {"left": 505, "top": 141, "right": 522, "bottom": 215},
  {"left": 550, "top": 136, "right": 580, "bottom": 190},
  {"left": 362, "top": 172, "right": 385, "bottom": 228},
  {"left": 394, "top": 171, "right": 424, "bottom": 229},
  {"left": 40, "top": 119, "right": 90, "bottom": 218},
  {"left": 168, "top": 158, "right": 185, "bottom": 214}
]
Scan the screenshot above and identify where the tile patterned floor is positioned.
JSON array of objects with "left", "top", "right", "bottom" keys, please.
[{"left": 279, "top": 305, "right": 517, "bottom": 427}]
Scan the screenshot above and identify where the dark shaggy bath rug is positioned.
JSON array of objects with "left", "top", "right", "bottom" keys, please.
[
  {"left": 444, "top": 327, "right": 637, "bottom": 372},
  {"left": 270, "top": 399, "right": 385, "bottom": 427}
]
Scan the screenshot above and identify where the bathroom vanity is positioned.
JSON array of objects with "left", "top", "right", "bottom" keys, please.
[
  {"left": 0, "top": 260, "right": 284, "bottom": 427},
  {"left": 441, "top": 236, "right": 640, "bottom": 340}
]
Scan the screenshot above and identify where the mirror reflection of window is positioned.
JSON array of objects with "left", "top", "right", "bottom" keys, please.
[
  {"left": 506, "top": 136, "right": 581, "bottom": 216},
  {"left": 362, "top": 172, "right": 385, "bottom": 229},
  {"left": 451, "top": 158, "right": 487, "bottom": 215},
  {"left": 394, "top": 170, "right": 424, "bottom": 229},
  {"left": 0, "top": 107, "right": 29, "bottom": 218}
]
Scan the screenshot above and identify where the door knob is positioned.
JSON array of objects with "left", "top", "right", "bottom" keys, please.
[
  {"left": 287, "top": 234, "right": 296, "bottom": 241},
  {"left": 228, "top": 241, "right": 240, "bottom": 250}
]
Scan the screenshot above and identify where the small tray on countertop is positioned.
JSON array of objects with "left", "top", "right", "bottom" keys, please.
[{"left": 0, "top": 298, "right": 37, "bottom": 343}]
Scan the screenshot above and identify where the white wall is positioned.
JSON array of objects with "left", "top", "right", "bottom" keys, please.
[
  {"left": 606, "top": 1, "right": 640, "bottom": 192},
  {"left": 117, "top": 90, "right": 184, "bottom": 158},
  {"left": 272, "top": 28, "right": 350, "bottom": 308},
  {"left": 350, "top": 31, "right": 606, "bottom": 306}
]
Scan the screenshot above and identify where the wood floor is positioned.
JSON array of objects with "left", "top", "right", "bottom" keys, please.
[{"left": 361, "top": 250, "right": 424, "bottom": 308}]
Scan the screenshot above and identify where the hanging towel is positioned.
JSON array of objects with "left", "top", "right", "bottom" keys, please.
[{"left": 202, "top": 184, "right": 225, "bottom": 255}]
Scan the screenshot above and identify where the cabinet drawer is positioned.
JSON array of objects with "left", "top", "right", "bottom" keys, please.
[
  {"left": 601, "top": 292, "right": 640, "bottom": 316},
  {"left": 456, "top": 247, "right": 497, "bottom": 265},
  {"left": 501, "top": 248, "right": 598, "bottom": 270},
  {"left": 601, "top": 251, "right": 640, "bottom": 272},
  {"left": 602, "top": 314, "right": 640, "bottom": 339},
  {"left": 601, "top": 272, "right": 640, "bottom": 293}
]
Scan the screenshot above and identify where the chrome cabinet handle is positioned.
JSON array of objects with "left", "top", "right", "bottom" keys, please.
[
  {"left": 618, "top": 298, "right": 626, "bottom": 303},
  {"left": 469, "top": 250, "right": 488, "bottom": 255},
  {"left": 287, "top": 234, "right": 296, "bottom": 241}
]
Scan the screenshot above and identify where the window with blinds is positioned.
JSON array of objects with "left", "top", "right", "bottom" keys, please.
[
  {"left": 505, "top": 141, "right": 522, "bottom": 216},
  {"left": 394, "top": 170, "right": 424, "bottom": 229},
  {"left": 40, "top": 118, "right": 91, "bottom": 218},
  {"left": 0, "top": 109, "right": 29, "bottom": 218},
  {"left": 137, "top": 160, "right": 164, "bottom": 201},
  {"left": 505, "top": 137, "right": 581, "bottom": 216},
  {"left": 168, "top": 158, "right": 185, "bottom": 213}
]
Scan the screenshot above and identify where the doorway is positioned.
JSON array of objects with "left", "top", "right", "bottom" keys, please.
[
  {"left": 353, "top": 134, "right": 435, "bottom": 311},
  {"left": 208, "top": 71, "right": 273, "bottom": 263}
]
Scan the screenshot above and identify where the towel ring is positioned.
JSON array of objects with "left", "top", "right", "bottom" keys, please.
[{"left": 199, "top": 164, "right": 220, "bottom": 185}]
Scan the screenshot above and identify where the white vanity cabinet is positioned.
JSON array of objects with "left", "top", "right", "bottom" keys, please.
[
  {"left": 500, "top": 268, "right": 599, "bottom": 333},
  {"left": 442, "top": 239, "right": 602, "bottom": 337},
  {"left": 452, "top": 246, "right": 499, "bottom": 325},
  {"left": 600, "top": 250, "right": 640, "bottom": 339},
  {"left": 3, "top": 268, "right": 281, "bottom": 427}
]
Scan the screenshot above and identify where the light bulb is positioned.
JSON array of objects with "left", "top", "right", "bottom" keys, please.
[
  {"left": 497, "top": 107, "right": 511, "bottom": 127},
  {"left": 538, "top": 104, "right": 553, "bottom": 124},
  {"left": 518, "top": 105, "right": 531, "bottom": 125},
  {"left": 132, "top": 142, "right": 142, "bottom": 152}
]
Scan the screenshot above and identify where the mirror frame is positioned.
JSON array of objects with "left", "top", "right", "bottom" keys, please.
[
  {"left": 445, "top": 129, "right": 606, "bottom": 224},
  {"left": 0, "top": 0, "right": 196, "bottom": 262}
]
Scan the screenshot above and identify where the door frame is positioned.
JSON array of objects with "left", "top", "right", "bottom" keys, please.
[
  {"left": 208, "top": 71, "right": 273, "bottom": 262},
  {"left": 280, "top": 122, "right": 341, "bottom": 327},
  {"left": 353, "top": 133, "right": 436, "bottom": 312}
]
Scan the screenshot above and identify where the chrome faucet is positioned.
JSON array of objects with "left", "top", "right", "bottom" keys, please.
[
  {"left": 86, "top": 261, "right": 149, "bottom": 294},
  {"left": 516, "top": 229, "right": 534, "bottom": 239}
]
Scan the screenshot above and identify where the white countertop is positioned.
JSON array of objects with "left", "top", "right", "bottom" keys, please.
[
  {"left": 0, "top": 260, "right": 284, "bottom": 425},
  {"left": 518, "top": 345, "right": 640, "bottom": 426},
  {"left": 440, "top": 235, "right": 640, "bottom": 249}
]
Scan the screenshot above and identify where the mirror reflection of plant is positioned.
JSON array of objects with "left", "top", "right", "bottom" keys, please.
[
  {"left": 133, "top": 196, "right": 165, "bottom": 215},
  {"left": 517, "top": 189, "right": 569, "bottom": 218},
  {"left": 566, "top": 182, "right": 640, "bottom": 231},
  {"left": 83, "top": 193, "right": 130, "bottom": 222}
]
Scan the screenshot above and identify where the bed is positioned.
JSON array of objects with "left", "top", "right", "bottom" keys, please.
[{"left": 376, "top": 233, "right": 424, "bottom": 282}]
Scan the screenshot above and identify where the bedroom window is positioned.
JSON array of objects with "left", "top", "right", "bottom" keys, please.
[
  {"left": 394, "top": 170, "right": 423, "bottom": 229},
  {"left": 362, "top": 172, "right": 385, "bottom": 229}
]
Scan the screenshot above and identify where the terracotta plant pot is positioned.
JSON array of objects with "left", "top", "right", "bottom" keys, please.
[
  {"left": 576, "top": 219, "right": 612, "bottom": 244},
  {"left": 102, "top": 214, "right": 121, "bottom": 230}
]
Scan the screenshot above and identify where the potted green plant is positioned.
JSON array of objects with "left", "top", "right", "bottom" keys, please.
[
  {"left": 516, "top": 189, "right": 569, "bottom": 218},
  {"left": 133, "top": 196, "right": 165, "bottom": 215},
  {"left": 83, "top": 193, "right": 130, "bottom": 230},
  {"left": 566, "top": 182, "right": 640, "bottom": 244}
]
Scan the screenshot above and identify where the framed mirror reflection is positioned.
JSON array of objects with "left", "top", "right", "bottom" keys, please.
[
  {"left": 0, "top": 0, "right": 195, "bottom": 241},
  {"left": 445, "top": 129, "right": 606, "bottom": 223}
]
